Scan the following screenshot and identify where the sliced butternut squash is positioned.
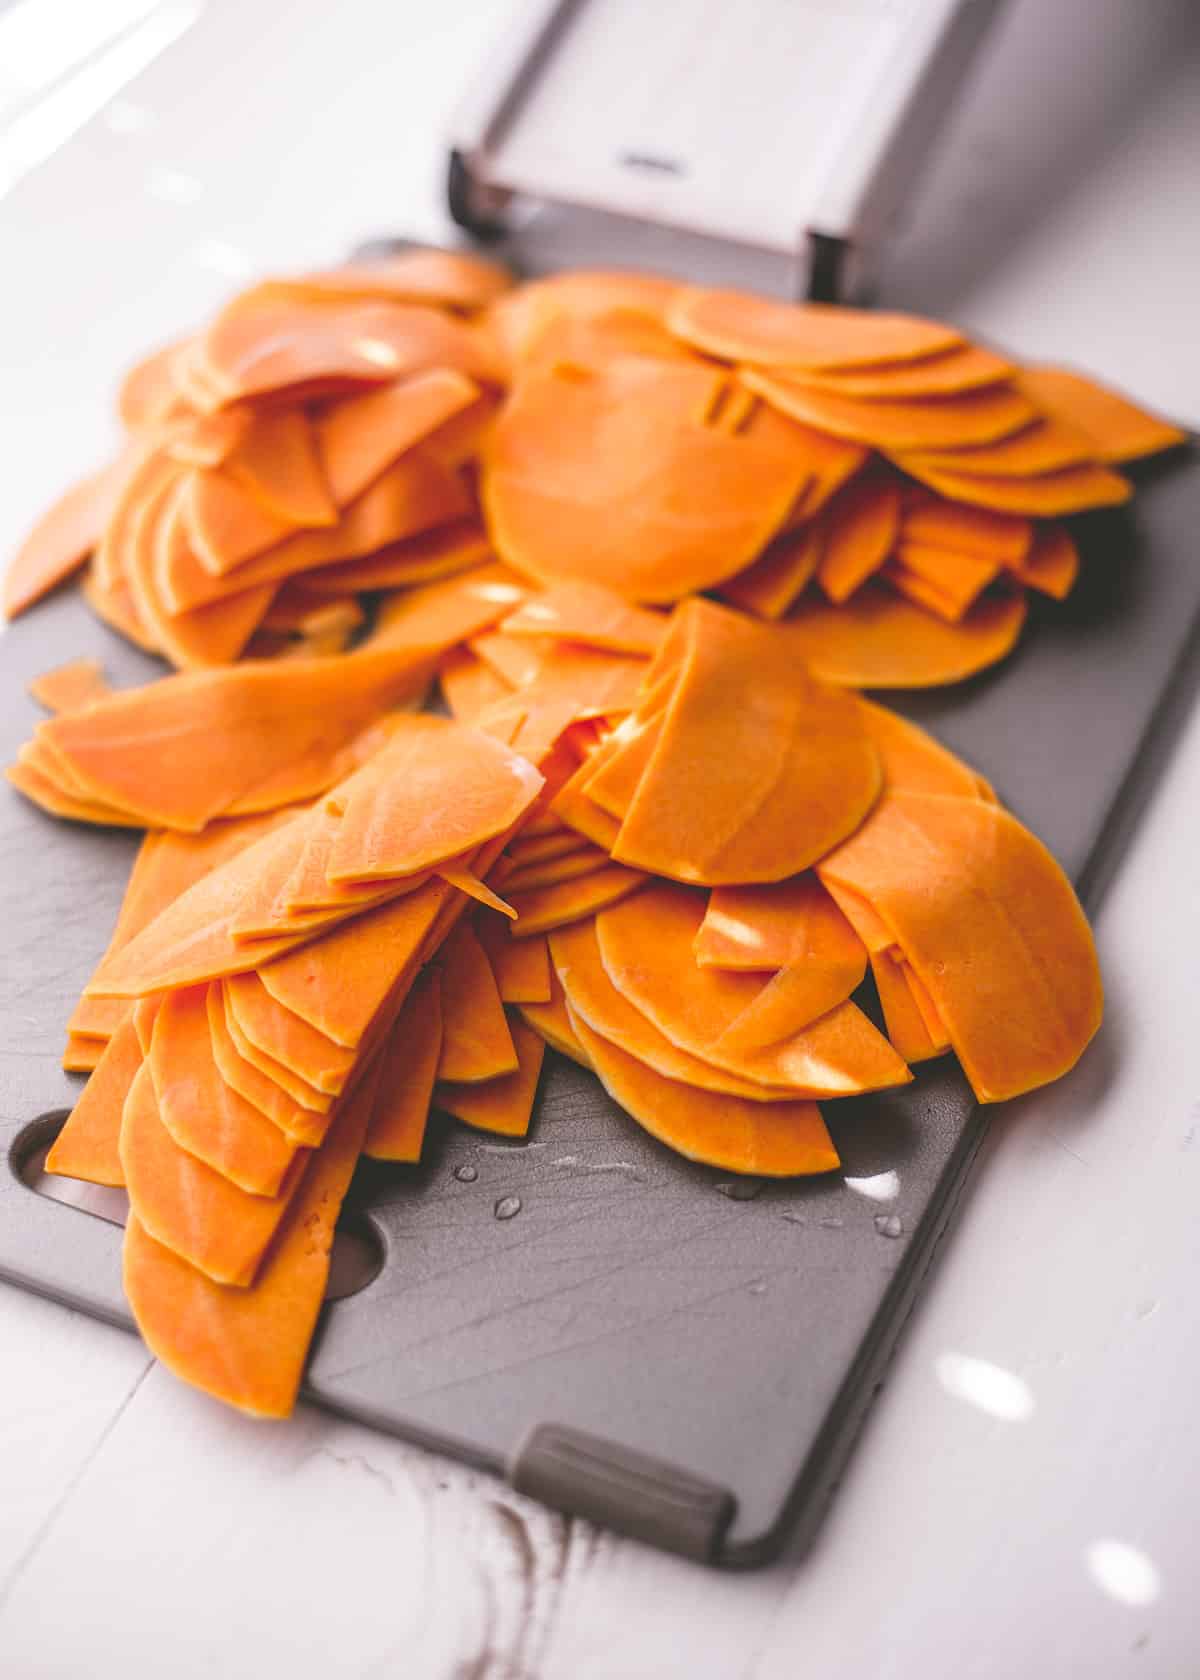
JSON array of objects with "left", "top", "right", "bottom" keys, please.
[
  {"left": 366, "top": 561, "right": 527, "bottom": 656},
  {"left": 785, "top": 580, "right": 1026, "bottom": 687},
  {"left": 901, "top": 458, "right": 1131, "bottom": 516},
  {"left": 818, "top": 791, "right": 1103, "bottom": 1100},
  {"left": 315, "top": 368, "right": 479, "bottom": 506},
  {"left": 595, "top": 883, "right": 910, "bottom": 1096},
  {"left": 297, "top": 518, "right": 491, "bottom": 597},
  {"left": 205, "top": 982, "right": 328, "bottom": 1146},
  {"left": 790, "top": 343, "right": 1013, "bottom": 399},
  {"left": 719, "top": 524, "right": 823, "bottom": 619},
  {"left": 500, "top": 580, "right": 667, "bottom": 656},
  {"left": 507, "top": 863, "right": 645, "bottom": 936},
  {"left": 122, "top": 1057, "right": 377, "bottom": 1418},
  {"left": 551, "top": 918, "right": 804, "bottom": 1102},
  {"left": 666, "top": 287, "right": 961, "bottom": 369},
  {"left": 484, "top": 357, "right": 809, "bottom": 602},
  {"left": 120, "top": 1059, "right": 309, "bottom": 1286},
  {"left": 476, "top": 915, "right": 552, "bottom": 1004},
  {"left": 62, "top": 1033, "right": 106, "bottom": 1073},
  {"left": 435, "top": 922, "right": 518, "bottom": 1083},
  {"left": 5, "top": 455, "right": 134, "bottom": 619},
  {"left": 223, "top": 970, "right": 357, "bottom": 1094},
  {"left": 870, "top": 948, "right": 948, "bottom": 1064},
  {"left": 815, "top": 475, "right": 901, "bottom": 603},
  {"left": 148, "top": 986, "right": 299, "bottom": 1196},
  {"left": 694, "top": 874, "right": 867, "bottom": 976},
  {"left": 745, "top": 368, "right": 1038, "bottom": 452},
  {"left": 44, "top": 1016, "right": 143, "bottom": 1186},
  {"left": 1010, "top": 524, "right": 1078, "bottom": 599},
  {"left": 437, "top": 1014, "right": 545, "bottom": 1137},
  {"left": 440, "top": 646, "right": 512, "bottom": 721},
  {"left": 28, "top": 657, "right": 111, "bottom": 714},
  {"left": 362, "top": 970, "right": 443, "bottom": 1162},
  {"left": 569, "top": 1010, "right": 839, "bottom": 1177},
  {"left": 900, "top": 495, "right": 1032, "bottom": 561},
  {"left": 519, "top": 970, "right": 591, "bottom": 1067},
  {"left": 1018, "top": 366, "right": 1186, "bottom": 463},
  {"left": 612, "top": 601, "right": 881, "bottom": 882}
]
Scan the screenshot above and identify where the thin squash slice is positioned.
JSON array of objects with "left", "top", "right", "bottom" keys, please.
[
  {"left": 148, "top": 986, "right": 299, "bottom": 1196},
  {"left": 815, "top": 475, "right": 901, "bottom": 603},
  {"left": 120, "top": 1060, "right": 309, "bottom": 1287},
  {"left": 551, "top": 918, "right": 803, "bottom": 1103},
  {"left": 694, "top": 874, "right": 867, "bottom": 975},
  {"left": 206, "top": 982, "right": 330, "bottom": 1146},
  {"left": 363, "top": 971, "right": 443, "bottom": 1162},
  {"left": 28, "top": 657, "right": 111, "bottom": 714},
  {"left": 437, "top": 1014, "right": 545, "bottom": 1137},
  {"left": 595, "top": 883, "right": 910, "bottom": 1097},
  {"left": 499, "top": 580, "right": 666, "bottom": 655},
  {"left": 818, "top": 791, "right": 1103, "bottom": 1100},
  {"left": 476, "top": 914, "right": 552, "bottom": 1004},
  {"left": 315, "top": 368, "right": 480, "bottom": 506},
  {"left": 666, "top": 287, "right": 962, "bottom": 369},
  {"left": 519, "top": 970, "right": 591, "bottom": 1068},
  {"left": 507, "top": 863, "right": 646, "bottom": 936},
  {"left": 784, "top": 580, "right": 1026, "bottom": 688},
  {"left": 870, "top": 948, "right": 949, "bottom": 1064},
  {"left": 45, "top": 1016, "right": 143, "bottom": 1186},
  {"left": 4, "top": 455, "right": 134, "bottom": 619},
  {"left": 569, "top": 1010, "right": 839, "bottom": 1177},
  {"left": 1017, "top": 366, "right": 1186, "bottom": 463},
  {"left": 435, "top": 922, "right": 519, "bottom": 1083},
  {"left": 122, "top": 1059, "right": 377, "bottom": 1419},
  {"left": 611, "top": 601, "right": 881, "bottom": 882},
  {"left": 744, "top": 368, "right": 1039, "bottom": 452}
]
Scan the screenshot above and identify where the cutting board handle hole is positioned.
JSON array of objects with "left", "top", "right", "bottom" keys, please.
[
  {"left": 324, "top": 1214, "right": 385, "bottom": 1302},
  {"left": 10, "top": 1110, "right": 129, "bottom": 1227}
]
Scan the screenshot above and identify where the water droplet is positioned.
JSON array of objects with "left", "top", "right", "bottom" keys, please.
[
  {"left": 493, "top": 1194, "right": 522, "bottom": 1221},
  {"left": 716, "top": 1177, "right": 764, "bottom": 1202},
  {"left": 454, "top": 1164, "right": 478, "bottom": 1183},
  {"left": 874, "top": 1213, "right": 903, "bottom": 1238},
  {"left": 748, "top": 1281, "right": 767, "bottom": 1296}
]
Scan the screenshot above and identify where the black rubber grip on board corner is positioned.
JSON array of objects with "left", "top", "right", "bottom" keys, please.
[{"left": 511, "top": 1424, "right": 736, "bottom": 1563}]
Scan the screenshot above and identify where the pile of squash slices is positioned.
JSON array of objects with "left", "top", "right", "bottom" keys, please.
[{"left": 4, "top": 247, "right": 1183, "bottom": 1419}]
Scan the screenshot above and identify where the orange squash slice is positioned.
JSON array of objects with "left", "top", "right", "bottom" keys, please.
[
  {"left": 44, "top": 1016, "right": 143, "bottom": 1186},
  {"left": 437, "top": 1014, "right": 545, "bottom": 1138},
  {"left": 363, "top": 970, "right": 443, "bottom": 1162},
  {"left": 569, "top": 1010, "right": 839, "bottom": 1177},
  {"left": 666, "top": 287, "right": 961, "bottom": 369},
  {"left": 785, "top": 580, "right": 1026, "bottom": 687}
]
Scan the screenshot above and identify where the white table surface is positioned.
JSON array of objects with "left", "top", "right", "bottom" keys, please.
[{"left": 1, "top": 3, "right": 1199, "bottom": 1676}]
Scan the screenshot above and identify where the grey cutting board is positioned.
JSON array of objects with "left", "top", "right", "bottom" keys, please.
[{"left": 0, "top": 446, "right": 1196, "bottom": 1568}]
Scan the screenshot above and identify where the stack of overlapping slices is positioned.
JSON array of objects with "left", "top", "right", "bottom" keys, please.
[
  {"left": 483, "top": 273, "right": 1185, "bottom": 684},
  {"left": 3, "top": 248, "right": 513, "bottom": 662},
  {"left": 5, "top": 254, "right": 1185, "bottom": 691}
]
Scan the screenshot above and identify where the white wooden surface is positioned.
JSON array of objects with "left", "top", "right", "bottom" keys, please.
[{"left": 2, "top": 3, "right": 1199, "bottom": 1675}]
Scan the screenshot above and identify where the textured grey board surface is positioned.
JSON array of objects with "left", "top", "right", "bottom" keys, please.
[{"left": 0, "top": 446, "right": 1196, "bottom": 1565}]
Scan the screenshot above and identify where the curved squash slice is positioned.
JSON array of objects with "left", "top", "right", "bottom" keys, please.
[
  {"left": 569, "top": 1010, "right": 839, "bottom": 1177},
  {"left": 694, "top": 874, "right": 867, "bottom": 976},
  {"left": 224, "top": 970, "right": 356, "bottom": 1094},
  {"left": 182, "top": 465, "right": 301, "bottom": 576},
  {"left": 45, "top": 1016, "right": 143, "bottom": 1186},
  {"left": 519, "top": 970, "right": 591, "bottom": 1067},
  {"left": 41, "top": 652, "right": 428, "bottom": 831},
  {"left": 500, "top": 580, "right": 666, "bottom": 656},
  {"left": 744, "top": 369, "right": 1037, "bottom": 451},
  {"left": 5, "top": 455, "right": 133, "bottom": 619},
  {"left": 899, "top": 415, "right": 1094, "bottom": 478},
  {"left": 1017, "top": 366, "right": 1186, "bottom": 464},
  {"left": 719, "top": 524, "right": 823, "bottom": 619},
  {"left": 612, "top": 601, "right": 881, "bottom": 883},
  {"left": 437, "top": 1014, "right": 545, "bottom": 1137},
  {"left": 122, "top": 1059, "right": 376, "bottom": 1419},
  {"left": 219, "top": 408, "right": 337, "bottom": 527},
  {"left": 483, "top": 357, "right": 809, "bottom": 602},
  {"left": 315, "top": 368, "right": 480, "bottom": 506},
  {"left": 508, "top": 863, "right": 645, "bottom": 936},
  {"left": 205, "top": 983, "right": 328, "bottom": 1146},
  {"left": 200, "top": 293, "right": 502, "bottom": 405},
  {"left": 476, "top": 916, "right": 551, "bottom": 1005},
  {"left": 815, "top": 475, "right": 901, "bottom": 602},
  {"left": 435, "top": 922, "right": 518, "bottom": 1083},
  {"left": 818, "top": 791, "right": 1103, "bottom": 1100},
  {"left": 785, "top": 581, "right": 1026, "bottom": 687},
  {"left": 148, "top": 987, "right": 298, "bottom": 1196},
  {"left": 298, "top": 518, "right": 491, "bottom": 597},
  {"left": 367, "top": 561, "right": 527, "bottom": 656},
  {"left": 63, "top": 1034, "right": 106, "bottom": 1073},
  {"left": 28, "top": 651, "right": 110, "bottom": 712},
  {"left": 900, "top": 495, "right": 1031, "bottom": 561},
  {"left": 870, "top": 948, "right": 950, "bottom": 1064},
  {"left": 487, "top": 270, "right": 680, "bottom": 368},
  {"left": 791, "top": 343, "right": 1013, "bottom": 399},
  {"left": 120, "top": 1060, "right": 309, "bottom": 1286},
  {"left": 595, "top": 883, "right": 910, "bottom": 1096},
  {"left": 118, "top": 338, "right": 190, "bottom": 431},
  {"left": 257, "top": 878, "right": 453, "bottom": 1047},
  {"left": 551, "top": 918, "right": 802, "bottom": 1102},
  {"left": 900, "top": 459, "right": 1131, "bottom": 515},
  {"left": 1010, "top": 525, "right": 1078, "bottom": 599},
  {"left": 325, "top": 713, "right": 542, "bottom": 883},
  {"left": 666, "top": 287, "right": 961, "bottom": 369},
  {"left": 219, "top": 984, "right": 333, "bottom": 1115},
  {"left": 857, "top": 699, "right": 989, "bottom": 798},
  {"left": 163, "top": 454, "right": 473, "bottom": 613},
  {"left": 363, "top": 970, "right": 443, "bottom": 1162}
]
